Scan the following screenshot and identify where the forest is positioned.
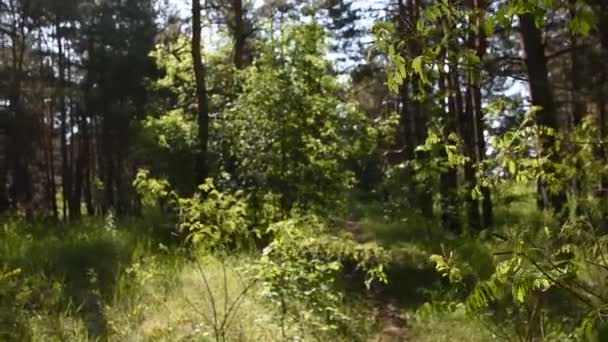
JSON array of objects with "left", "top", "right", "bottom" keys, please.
[{"left": 1, "top": 0, "right": 608, "bottom": 340}]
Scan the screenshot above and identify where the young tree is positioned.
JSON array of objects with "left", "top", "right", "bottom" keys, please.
[{"left": 225, "top": 23, "right": 376, "bottom": 213}]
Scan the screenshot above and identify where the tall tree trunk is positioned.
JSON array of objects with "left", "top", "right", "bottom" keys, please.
[
  {"left": 70, "top": 104, "right": 85, "bottom": 220},
  {"left": 47, "top": 99, "right": 58, "bottom": 219},
  {"left": 462, "top": 7, "right": 481, "bottom": 229},
  {"left": 439, "top": 52, "right": 461, "bottom": 233},
  {"left": 192, "top": 0, "right": 210, "bottom": 184},
  {"left": 405, "top": 0, "right": 433, "bottom": 217},
  {"left": 232, "top": 0, "right": 245, "bottom": 69},
  {"left": 57, "top": 19, "right": 71, "bottom": 221},
  {"left": 0, "top": 108, "right": 8, "bottom": 212},
  {"left": 596, "top": 0, "right": 608, "bottom": 197},
  {"left": 464, "top": 72, "right": 481, "bottom": 230},
  {"left": 81, "top": 107, "right": 94, "bottom": 216},
  {"left": 101, "top": 102, "right": 114, "bottom": 213},
  {"left": 472, "top": 0, "right": 492, "bottom": 227},
  {"left": 519, "top": 13, "right": 565, "bottom": 212},
  {"left": 9, "top": 10, "right": 33, "bottom": 219}
]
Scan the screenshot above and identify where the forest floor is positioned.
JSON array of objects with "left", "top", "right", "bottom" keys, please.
[
  {"left": 0, "top": 195, "right": 513, "bottom": 341},
  {"left": 344, "top": 219, "right": 409, "bottom": 341}
]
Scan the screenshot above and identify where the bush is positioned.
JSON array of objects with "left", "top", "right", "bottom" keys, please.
[{"left": 254, "top": 215, "right": 388, "bottom": 340}]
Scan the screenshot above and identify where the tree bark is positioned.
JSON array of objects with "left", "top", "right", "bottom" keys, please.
[
  {"left": 9, "top": 6, "right": 33, "bottom": 219},
  {"left": 519, "top": 13, "right": 566, "bottom": 211},
  {"left": 0, "top": 105, "right": 8, "bottom": 212},
  {"left": 464, "top": 71, "right": 481, "bottom": 230},
  {"left": 56, "top": 18, "right": 71, "bottom": 221},
  {"left": 232, "top": 0, "right": 245, "bottom": 69},
  {"left": 472, "top": 0, "right": 492, "bottom": 227},
  {"left": 192, "top": 0, "right": 210, "bottom": 184},
  {"left": 597, "top": 1, "right": 608, "bottom": 198},
  {"left": 439, "top": 54, "right": 461, "bottom": 233}
]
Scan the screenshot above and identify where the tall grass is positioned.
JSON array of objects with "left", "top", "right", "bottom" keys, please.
[{"left": 0, "top": 216, "right": 379, "bottom": 341}]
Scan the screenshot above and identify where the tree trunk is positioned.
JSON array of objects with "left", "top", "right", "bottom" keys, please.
[
  {"left": 464, "top": 73, "right": 481, "bottom": 230},
  {"left": 404, "top": 0, "right": 433, "bottom": 217},
  {"left": 0, "top": 108, "right": 8, "bottom": 212},
  {"left": 462, "top": 9, "right": 481, "bottom": 229},
  {"left": 9, "top": 12, "right": 33, "bottom": 220},
  {"left": 192, "top": 0, "right": 210, "bottom": 184},
  {"left": 596, "top": 0, "right": 608, "bottom": 197},
  {"left": 57, "top": 19, "right": 71, "bottom": 221},
  {"left": 519, "top": 13, "right": 565, "bottom": 212},
  {"left": 232, "top": 0, "right": 245, "bottom": 69},
  {"left": 472, "top": 0, "right": 492, "bottom": 227},
  {"left": 70, "top": 104, "right": 85, "bottom": 220},
  {"left": 102, "top": 102, "right": 115, "bottom": 213},
  {"left": 439, "top": 54, "right": 461, "bottom": 233},
  {"left": 47, "top": 99, "right": 58, "bottom": 219}
]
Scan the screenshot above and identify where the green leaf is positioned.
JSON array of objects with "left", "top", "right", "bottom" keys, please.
[
  {"left": 508, "top": 160, "right": 516, "bottom": 174},
  {"left": 411, "top": 56, "right": 426, "bottom": 83}
]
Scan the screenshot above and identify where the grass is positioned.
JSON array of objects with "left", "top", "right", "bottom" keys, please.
[
  {"left": 0, "top": 182, "right": 551, "bottom": 341},
  {"left": 407, "top": 304, "right": 497, "bottom": 342},
  {"left": 0, "top": 216, "right": 377, "bottom": 341},
  {"left": 341, "top": 183, "right": 550, "bottom": 341},
  {"left": 107, "top": 253, "right": 289, "bottom": 341}
]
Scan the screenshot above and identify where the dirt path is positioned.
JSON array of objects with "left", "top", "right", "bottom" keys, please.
[{"left": 342, "top": 219, "right": 410, "bottom": 342}]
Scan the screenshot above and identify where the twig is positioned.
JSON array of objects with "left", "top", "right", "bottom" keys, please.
[{"left": 193, "top": 252, "right": 220, "bottom": 341}]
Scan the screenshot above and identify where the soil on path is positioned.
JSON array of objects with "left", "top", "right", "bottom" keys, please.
[{"left": 342, "top": 219, "right": 410, "bottom": 342}]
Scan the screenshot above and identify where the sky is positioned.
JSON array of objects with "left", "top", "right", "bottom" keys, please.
[{"left": 165, "top": 0, "right": 389, "bottom": 70}]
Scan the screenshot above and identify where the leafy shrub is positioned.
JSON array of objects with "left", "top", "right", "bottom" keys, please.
[
  {"left": 177, "top": 179, "right": 251, "bottom": 249},
  {"left": 134, "top": 170, "right": 253, "bottom": 250},
  {"left": 254, "top": 215, "right": 388, "bottom": 340}
]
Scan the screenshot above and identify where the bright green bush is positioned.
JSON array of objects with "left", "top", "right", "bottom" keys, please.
[{"left": 254, "top": 215, "right": 388, "bottom": 340}]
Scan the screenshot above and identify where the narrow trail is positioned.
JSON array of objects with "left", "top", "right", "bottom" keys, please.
[{"left": 343, "top": 219, "right": 410, "bottom": 342}]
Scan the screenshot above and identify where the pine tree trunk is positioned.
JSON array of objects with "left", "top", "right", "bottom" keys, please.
[
  {"left": 519, "top": 13, "right": 566, "bottom": 212},
  {"left": 9, "top": 15, "right": 33, "bottom": 219},
  {"left": 0, "top": 109, "right": 8, "bottom": 213},
  {"left": 192, "top": 0, "right": 210, "bottom": 184},
  {"left": 57, "top": 20, "right": 71, "bottom": 221},
  {"left": 473, "top": 0, "right": 492, "bottom": 227},
  {"left": 439, "top": 57, "right": 461, "bottom": 233},
  {"left": 462, "top": 14, "right": 481, "bottom": 229},
  {"left": 232, "top": 0, "right": 245, "bottom": 69},
  {"left": 597, "top": 0, "right": 608, "bottom": 197},
  {"left": 405, "top": 0, "right": 433, "bottom": 217}
]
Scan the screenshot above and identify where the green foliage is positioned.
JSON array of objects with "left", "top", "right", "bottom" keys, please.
[
  {"left": 224, "top": 23, "right": 377, "bottom": 213},
  {"left": 134, "top": 170, "right": 253, "bottom": 250},
  {"left": 444, "top": 112, "right": 608, "bottom": 338},
  {"left": 133, "top": 169, "right": 174, "bottom": 208},
  {"left": 137, "top": 110, "right": 199, "bottom": 193},
  {"left": 177, "top": 179, "right": 251, "bottom": 249},
  {"left": 411, "top": 127, "right": 468, "bottom": 182},
  {"left": 254, "top": 215, "right": 388, "bottom": 339}
]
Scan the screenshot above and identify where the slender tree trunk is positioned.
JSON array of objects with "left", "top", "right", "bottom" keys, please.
[
  {"left": 464, "top": 74, "right": 481, "bottom": 230},
  {"left": 9, "top": 12, "right": 33, "bottom": 220},
  {"left": 102, "top": 102, "right": 114, "bottom": 213},
  {"left": 405, "top": 0, "right": 433, "bottom": 217},
  {"left": 57, "top": 19, "right": 71, "bottom": 221},
  {"left": 0, "top": 108, "right": 8, "bottom": 212},
  {"left": 81, "top": 107, "right": 94, "bottom": 216},
  {"left": 519, "top": 13, "right": 565, "bottom": 212},
  {"left": 472, "top": 0, "right": 492, "bottom": 227},
  {"left": 441, "top": 63, "right": 461, "bottom": 233},
  {"left": 47, "top": 99, "right": 58, "bottom": 219},
  {"left": 192, "top": 0, "right": 210, "bottom": 184},
  {"left": 232, "top": 0, "right": 245, "bottom": 69},
  {"left": 83, "top": 39, "right": 96, "bottom": 216},
  {"left": 597, "top": 0, "right": 608, "bottom": 197},
  {"left": 70, "top": 104, "right": 85, "bottom": 220},
  {"left": 462, "top": 10, "right": 481, "bottom": 229}
]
